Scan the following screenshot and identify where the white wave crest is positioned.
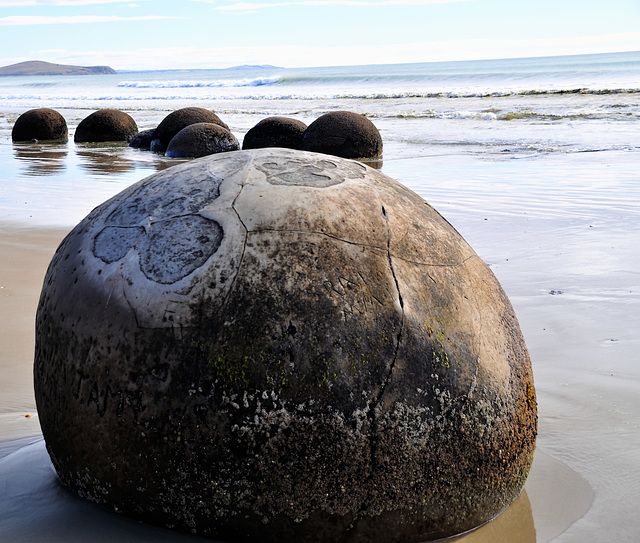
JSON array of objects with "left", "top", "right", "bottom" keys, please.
[{"left": 118, "top": 76, "right": 282, "bottom": 89}]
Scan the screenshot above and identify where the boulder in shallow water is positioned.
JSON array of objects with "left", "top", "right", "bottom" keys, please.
[
  {"left": 12, "top": 108, "right": 68, "bottom": 142},
  {"left": 74, "top": 109, "right": 138, "bottom": 143},
  {"left": 301, "top": 110, "right": 382, "bottom": 159},
  {"left": 34, "top": 148, "right": 536, "bottom": 543},
  {"left": 242, "top": 116, "right": 307, "bottom": 150},
  {"left": 165, "top": 122, "right": 239, "bottom": 158},
  {"left": 129, "top": 128, "right": 156, "bottom": 150},
  {"left": 150, "top": 107, "right": 229, "bottom": 153}
]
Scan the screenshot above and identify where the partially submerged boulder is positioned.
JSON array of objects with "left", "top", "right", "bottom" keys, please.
[
  {"left": 129, "top": 128, "right": 156, "bottom": 150},
  {"left": 150, "top": 107, "right": 229, "bottom": 153},
  {"left": 302, "top": 111, "right": 382, "bottom": 159},
  {"left": 242, "top": 116, "right": 307, "bottom": 150},
  {"left": 74, "top": 109, "right": 138, "bottom": 143},
  {"left": 165, "top": 122, "right": 239, "bottom": 158},
  {"left": 34, "top": 148, "right": 536, "bottom": 543},
  {"left": 12, "top": 108, "right": 68, "bottom": 142}
]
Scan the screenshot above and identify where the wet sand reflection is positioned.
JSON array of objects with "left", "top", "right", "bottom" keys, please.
[
  {"left": 75, "top": 142, "right": 137, "bottom": 175},
  {"left": 13, "top": 143, "right": 68, "bottom": 176}
]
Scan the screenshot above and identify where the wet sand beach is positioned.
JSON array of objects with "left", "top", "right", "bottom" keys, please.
[{"left": 0, "top": 223, "right": 67, "bottom": 439}]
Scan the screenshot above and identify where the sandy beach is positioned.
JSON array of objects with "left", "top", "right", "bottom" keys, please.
[{"left": 0, "top": 223, "right": 67, "bottom": 439}]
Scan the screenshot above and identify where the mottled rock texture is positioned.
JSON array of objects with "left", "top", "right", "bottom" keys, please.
[
  {"left": 242, "top": 116, "right": 307, "bottom": 150},
  {"left": 74, "top": 109, "right": 138, "bottom": 143},
  {"left": 150, "top": 107, "right": 229, "bottom": 153},
  {"left": 165, "top": 122, "right": 239, "bottom": 158},
  {"left": 302, "top": 111, "right": 382, "bottom": 159},
  {"left": 12, "top": 108, "right": 68, "bottom": 142},
  {"left": 34, "top": 148, "right": 536, "bottom": 543}
]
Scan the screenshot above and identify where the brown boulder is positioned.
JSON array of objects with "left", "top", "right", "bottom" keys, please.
[
  {"left": 242, "top": 116, "right": 307, "bottom": 150},
  {"left": 165, "top": 122, "right": 239, "bottom": 158},
  {"left": 150, "top": 107, "right": 229, "bottom": 153},
  {"left": 302, "top": 111, "right": 382, "bottom": 159}
]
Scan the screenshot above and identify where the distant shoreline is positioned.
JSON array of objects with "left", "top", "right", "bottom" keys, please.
[
  {"left": 0, "top": 60, "right": 281, "bottom": 77},
  {"left": 0, "top": 60, "right": 115, "bottom": 77}
]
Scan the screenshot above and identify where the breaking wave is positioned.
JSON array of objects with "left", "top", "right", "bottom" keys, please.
[{"left": 118, "top": 76, "right": 282, "bottom": 88}]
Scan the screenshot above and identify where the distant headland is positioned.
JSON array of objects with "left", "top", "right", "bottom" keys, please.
[{"left": 0, "top": 60, "right": 116, "bottom": 76}]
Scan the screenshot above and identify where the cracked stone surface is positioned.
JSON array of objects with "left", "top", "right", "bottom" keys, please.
[{"left": 34, "top": 148, "right": 537, "bottom": 543}]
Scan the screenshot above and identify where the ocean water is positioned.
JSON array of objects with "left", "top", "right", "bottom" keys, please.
[
  {"left": 1, "top": 50, "right": 639, "bottom": 225},
  {"left": 1, "top": 51, "right": 640, "bottom": 542}
]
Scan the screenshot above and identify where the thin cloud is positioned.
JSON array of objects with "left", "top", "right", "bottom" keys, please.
[
  {"left": 214, "top": 0, "right": 471, "bottom": 11},
  {"left": 0, "top": 15, "right": 179, "bottom": 26},
  {"left": 24, "top": 31, "right": 639, "bottom": 71}
]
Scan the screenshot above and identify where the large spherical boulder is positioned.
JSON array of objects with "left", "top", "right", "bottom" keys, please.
[
  {"left": 165, "top": 122, "right": 239, "bottom": 158},
  {"left": 129, "top": 128, "right": 156, "bottom": 150},
  {"left": 74, "top": 109, "right": 138, "bottom": 143},
  {"left": 150, "top": 107, "right": 229, "bottom": 153},
  {"left": 242, "top": 116, "right": 307, "bottom": 150},
  {"left": 12, "top": 108, "right": 68, "bottom": 142},
  {"left": 34, "top": 148, "right": 536, "bottom": 543},
  {"left": 302, "top": 111, "right": 382, "bottom": 159}
]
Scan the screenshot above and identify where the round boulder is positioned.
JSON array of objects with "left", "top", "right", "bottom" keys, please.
[
  {"left": 302, "top": 111, "right": 383, "bottom": 159},
  {"left": 150, "top": 107, "right": 229, "bottom": 153},
  {"left": 242, "top": 116, "right": 307, "bottom": 150},
  {"left": 74, "top": 109, "right": 138, "bottom": 143},
  {"left": 12, "top": 108, "right": 68, "bottom": 142},
  {"left": 165, "top": 122, "right": 239, "bottom": 158},
  {"left": 129, "top": 128, "right": 156, "bottom": 150},
  {"left": 34, "top": 148, "right": 536, "bottom": 543}
]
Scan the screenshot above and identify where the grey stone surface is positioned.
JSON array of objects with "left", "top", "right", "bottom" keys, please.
[{"left": 35, "top": 148, "right": 536, "bottom": 543}]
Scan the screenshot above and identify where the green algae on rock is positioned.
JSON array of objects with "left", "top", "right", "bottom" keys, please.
[{"left": 34, "top": 148, "right": 537, "bottom": 543}]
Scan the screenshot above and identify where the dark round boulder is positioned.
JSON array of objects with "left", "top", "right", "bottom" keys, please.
[
  {"left": 150, "top": 107, "right": 230, "bottom": 153},
  {"left": 165, "top": 122, "right": 239, "bottom": 158},
  {"left": 242, "top": 116, "right": 307, "bottom": 150},
  {"left": 302, "top": 111, "right": 382, "bottom": 159},
  {"left": 34, "top": 148, "right": 536, "bottom": 543},
  {"left": 74, "top": 109, "right": 138, "bottom": 143},
  {"left": 129, "top": 128, "right": 156, "bottom": 150},
  {"left": 12, "top": 108, "right": 68, "bottom": 142}
]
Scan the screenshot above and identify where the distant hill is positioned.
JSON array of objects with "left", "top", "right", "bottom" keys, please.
[
  {"left": 0, "top": 60, "right": 116, "bottom": 76},
  {"left": 226, "top": 64, "right": 279, "bottom": 70}
]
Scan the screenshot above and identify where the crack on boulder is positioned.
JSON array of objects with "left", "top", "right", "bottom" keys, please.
[
  {"left": 378, "top": 204, "right": 405, "bottom": 401},
  {"left": 221, "top": 173, "right": 250, "bottom": 313},
  {"left": 351, "top": 203, "right": 406, "bottom": 528}
]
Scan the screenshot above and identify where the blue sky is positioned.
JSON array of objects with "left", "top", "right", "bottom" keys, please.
[{"left": 0, "top": 0, "right": 639, "bottom": 70}]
